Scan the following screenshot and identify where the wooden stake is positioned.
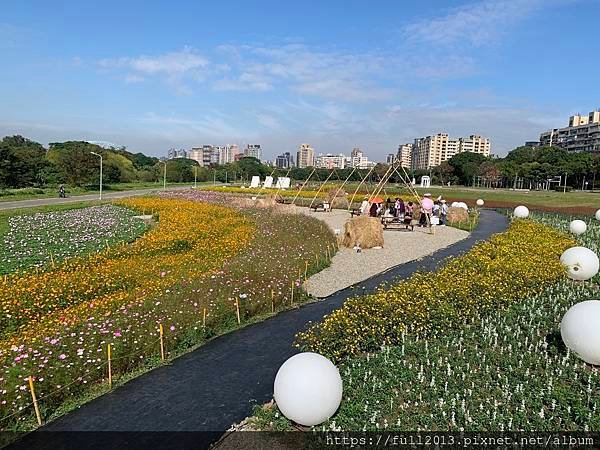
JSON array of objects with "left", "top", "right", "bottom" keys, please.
[
  {"left": 159, "top": 324, "right": 165, "bottom": 361},
  {"left": 50, "top": 253, "right": 55, "bottom": 268},
  {"left": 28, "top": 376, "right": 42, "bottom": 426},
  {"left": 304, "top": 260, "right": 308, "bottom": 280},
  {"left": 271, "top": 290, "right": 275, "bottom": 313},
  {"left": 235, "top": 299, "right": 241, "bottom": 324},
  {"left": 202, "top": 308, "right": 206, "bottom": 329},
  {"left": 107, "top": 343, "right": 112, "bottom": 389},
  {"left": 291, "top": 280, "right": 295, "bottom": 304}
]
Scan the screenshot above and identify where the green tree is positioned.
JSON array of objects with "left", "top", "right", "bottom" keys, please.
[
  {"left": 447, "top": 152, "right": 489, "bottom": 185},
  {"left": 0, "top": 135, "right": 47, "bottom": 188},
  {"left": 47, "top": 141, "right": 102, "bottom": 186}
]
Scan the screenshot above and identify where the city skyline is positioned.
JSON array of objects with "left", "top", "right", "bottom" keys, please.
[{"left": 1, "top": 0, "right": 598, "bottom": 159}]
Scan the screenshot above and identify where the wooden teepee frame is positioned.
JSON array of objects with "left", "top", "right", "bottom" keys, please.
[
  {"left": 291, "top": 167, "right": 317, "bottom": 205},
  {"left": 348, "top": 165, "right": 376, "bottom": 210},
  {"left": 309, "top": 168, "right": 340, "bottom": 209},
  {"left": 330, "top": 166, "right": 357, "bottom": 209}
]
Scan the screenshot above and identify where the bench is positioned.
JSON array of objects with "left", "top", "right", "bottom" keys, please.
[
  {"left": 381, "top": 216, "right": 414, "bottom": 231},
  {"left": 310, "top": 202, "right": 331, "bottom": 212}
]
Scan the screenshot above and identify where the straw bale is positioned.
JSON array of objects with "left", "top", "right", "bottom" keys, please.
[{"left": 341, "top": 216, "right": 384, "bottom": 249}]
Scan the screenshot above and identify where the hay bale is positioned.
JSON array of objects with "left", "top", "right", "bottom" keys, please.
[
  {"left": 447, "top": 206, "right": 469, "bottom": 223},
  {"left": 326, "top": 188, "right": 349, "bottom": 209},
  {"left": 256, "top": 194, "right": 278, "bottom": 208},
  {"left": 274, "top": 203, "right": 299, "bottom": 215},
  {"left": 341, "top": 216, "right": 384, "bottom": 249}
]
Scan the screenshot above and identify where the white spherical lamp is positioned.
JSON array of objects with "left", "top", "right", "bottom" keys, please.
[
  {"left": 569, "top": 219, "right": 587, "bottom": 235},
  {"left": 561, "top": 300, "right": 600, "bottom": 365},
  {"left": 595, "top": 209, "right": 600, "bottom": 221},
  {"left": 560, "top": 246, "right": 599, "bottom": 281},
  {"left": 274, "top": 352, "right": 343, "bottom": 426},
  {"left": 476, "top": 199, "right": 484, "bottom": 207},
  {"left": 513, "top": 205, "right": 529, "bottom": 218}
]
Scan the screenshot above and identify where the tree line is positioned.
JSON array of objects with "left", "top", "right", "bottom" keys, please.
[{"left": 2, "top": 135, "right": 599, "bottom": 190}]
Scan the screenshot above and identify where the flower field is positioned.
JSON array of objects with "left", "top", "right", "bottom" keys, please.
[
  {"left": 297, "top": 219, "right": 576, "bottom": 361},
  {"left": 250, "top": 214, "right": 600, "bottom": 431},
  {"left": 0, "top": 193, "right": 335, "bottom": 431},
  {"left": 0, "top": 204, "right": 147, "bottom": 274}
]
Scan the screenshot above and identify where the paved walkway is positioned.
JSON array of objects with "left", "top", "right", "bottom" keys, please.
[
  {"left": 0, "top": 186, "right": 192, "bottom": 210},
  {"left": 12, "top": 210, "right": 509, "bottom": 450}
]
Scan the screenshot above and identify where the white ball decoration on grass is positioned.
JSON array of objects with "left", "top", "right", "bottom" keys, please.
[
  {"left": 596, "top": 209, "right": 600, "bottom": 221},
  {"left": 273, "top": 352, "right": 343, "bottom": 426},
  {"left": 513, "top": 205, "right": 529, "bottom": 218},
  {"left": 569, "top": 219, "right": 587, "bottom": 235},
  {"left": 476, "top": 199, "right": 484, "bottom": 206},
  {"left": 560, "top": 246, "right": 599, "bottom": 281},
  {"left": 451, "top": 201, "right": 468, "bottom": 210},
  {"left": 561, "top": 300, "right": 600, "bottom": 365}
]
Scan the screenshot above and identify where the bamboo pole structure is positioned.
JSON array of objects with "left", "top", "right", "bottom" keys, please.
[
  {"left": 107, "top": 343, "right": 112, "bottom": 389},
  {"left": 390, "top": 164, "right": 433, "bottom": 232},
  {"left": 331, "top": 167, "right": 356, "bottom": 209},
  {"left": 159, "top": 324, "right": 165, "bottom": 361},
  {"left": 28, "top": 376, "right": 42, "bottom": 426},
  {"left": 308, "top": 168, "right": 338, "bottom": 209},
  {"left": 348, "top": 166, "right": 375, "bottom": 210},
  {"left": 291, "top": 167, "right": 317, "bottom": 205}
]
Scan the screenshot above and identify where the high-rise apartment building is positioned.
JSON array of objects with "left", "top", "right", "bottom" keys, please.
[
  {"left": 411, "top": 134, "right": 491, "bottom": 170},
  {"left": 223, "top": 144, "right": 239, "bottom": 164},
  {"left": 539, "top": 110, "right": 600, "bottom": 152},
  {"left": 275, "top": 152, "right": 294, "bottom": 168},
  {"left": 397, "top": 144, "right": 413, "bottom": 168},
  {"left": 244, "top": 144, "right": 262, "bottom": 160},
  {"left": 167, "top": 148, "right": 187, "bottom": 159},
  {"left": 386, "top": 154, "right": 396, "bottom": 164},
  {"left": 315, "top": 153, "right": 347, "bottom": 169},
  {"left": 297, "top": 143, "right": 315, "bottom": 168},
  {"left": 189, "top": 145, "right": 215, "bottom": 167}
]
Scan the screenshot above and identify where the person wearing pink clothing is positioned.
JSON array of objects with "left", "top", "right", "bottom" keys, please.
[{"left": 419, "top": 193, "right": 434, "bottom": 227}]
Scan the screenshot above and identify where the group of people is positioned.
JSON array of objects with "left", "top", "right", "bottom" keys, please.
[{"left": 359, "top": 193, "right": 449, "bottom": 228}]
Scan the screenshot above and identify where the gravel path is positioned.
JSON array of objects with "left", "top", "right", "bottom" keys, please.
[{"left": 300, "top": 209, "right": 469, "bottom": 298}]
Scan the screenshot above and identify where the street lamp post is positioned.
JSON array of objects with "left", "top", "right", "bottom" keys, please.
[{"left": 90, "top": 151, "right": 103, "bottom": 200}]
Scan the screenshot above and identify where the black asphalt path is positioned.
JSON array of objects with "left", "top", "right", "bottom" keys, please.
[{"left": 10, "top": 210, "right": 509, "bottom": 450}]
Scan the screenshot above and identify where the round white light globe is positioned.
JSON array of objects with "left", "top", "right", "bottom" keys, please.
[
  {"left": 476, "top": 199, "right": 484, "bottom": 206},
  {"left": 273, "top": 352, "right": 343, "bottom": 426},
  {"left": 569, "top": 219, "right": 587, "bottom": 235},
  {"left": 513, "top": 205, "right": 529, "bottom": 218},
  {"left": 561, "top": 300, "right": 600, "bottom": 365},
  {"left": 451, "top": 201, "right": 468, "bottom": 210},
  {"left": 596, "top": 209, "right": 600, "bottom": 221},
  {"left": 560, "top": 246, "right": 600, "bottom": 281}
]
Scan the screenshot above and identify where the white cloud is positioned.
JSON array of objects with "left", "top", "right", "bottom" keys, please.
[
  {"left": 402, "top": 0, "right": 545, "bottom": 47},
  {"left": 100, "top": 46, "right": 209, "bottom": 76}
]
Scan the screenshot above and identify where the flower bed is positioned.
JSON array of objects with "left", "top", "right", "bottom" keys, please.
[
  {"left": 0, "top": 194, "right": 335, "bottom": 431},
  {"left": 0, "top": 205, "right": 147, "bottom": 274},
  {"left": 297, "top": 220, "right": 575, "bottom": 361},
  {"left": 250, "top": 215, "right": 600, "bottom": 431}
]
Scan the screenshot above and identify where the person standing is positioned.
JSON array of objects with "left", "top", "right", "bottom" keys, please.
[
  {"left": 440, "top": 199, "right": 448, "bottom": 225},
  {"left": 360, "top": 197, "right": 370, "bottom": 216},
  {"left": 404, "top": 201, "right": 414, "bottom": 230},
  {"left": 419, "top": 193, "right": 434, "bottom": 227}
]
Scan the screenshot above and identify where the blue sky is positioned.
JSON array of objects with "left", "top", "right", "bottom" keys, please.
[{"left": 1, "top": 0, "right": 598, "bottom": 159}]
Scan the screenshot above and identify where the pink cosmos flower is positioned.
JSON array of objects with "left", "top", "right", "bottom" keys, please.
[{"left": 58, "top": 354, "right": 67, "bottom": 360}]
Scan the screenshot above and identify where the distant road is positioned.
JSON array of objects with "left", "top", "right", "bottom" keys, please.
[{"left": 0, "top": 186, "right": 193, "bottom": 211}]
